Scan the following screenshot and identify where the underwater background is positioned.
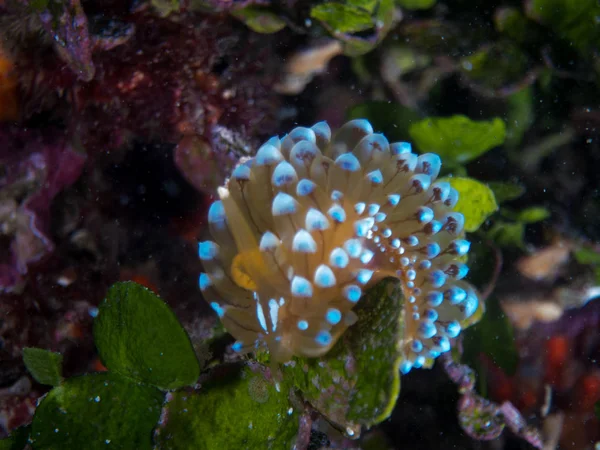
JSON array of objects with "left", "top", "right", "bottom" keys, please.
[{"left": 1, "top": 0, "right": 599, "bottom": 449}]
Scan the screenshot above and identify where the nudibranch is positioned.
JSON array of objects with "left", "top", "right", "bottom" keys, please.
[{"left": 198, "top": 119, "right": 479, "bottom": 374}]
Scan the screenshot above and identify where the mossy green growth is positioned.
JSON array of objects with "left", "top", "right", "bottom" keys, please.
[
  {"left": 488, "top": 181, "right": 525, "bottom": 204},
  {"left": 231, "top": 7, "right": 287, "bottom": 34},
  {"left": 396, "top": 0, "right": 435, "bottom": 10},
  {"left": 526, "top": 0, "right": 600, "bottom": 54},
  {"left": 30, "top": 373, "right": 164, "bottom": 450},
  {"left": 409, "top": 115, "right": 506, "bottom": 165},
  {"left": 283, "top": 279, "right": 404, "bottom": 434},
  {"left": 22, "top": 348, "right": 63, "bottom": 386},
  {"left": 154, "top": 364, "right": 298, "bottom": 450},
  {"left": 445, "top": 177, "right": 498, "bottom": 232},
  {"left": 94, "top": 281, "right": 200, "bottom": 390},
  {"left": 311, "top": 0, "right": 395, "bottom": 56}
]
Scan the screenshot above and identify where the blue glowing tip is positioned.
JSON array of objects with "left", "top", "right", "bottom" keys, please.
[
  {"left": 232, "top": 341, "right": 244, "bottom": 352},
  {"left": 344, "top": 238, "right": 362, "bottom": 258},
  {"left": 387, "top": 194, "right": 401, "bottom": 206},
  {"left": 292, "top": 230, "right": 317, "bottom": 253},
  {"left": 335, "top": 153, "right": 361, "bottom": 172},
  {"left": 198, "top": 241, "right": 219, "bottom": 260},
  {"left": 411, "top": 339, "right": 423, "bottom": 353},
  {"left": 272, "top": 161, "right": 297, "bottom": 187},
  {"left": 344, "top": 284, "right": 362, "bottom": 303},
  {"left": 445, "top": 321, "right": 461, "bottom": 338},
  {"left": 426, "top": 242, "right": 441, "bottom": 258},
  {"left": 327, "top": 204, "right": 346, "bottom": 223},
  {"left": 418, "top": 321, "right": 437, "bottom": 339},
  {"left": 367, "top": 203, "right": 380, "bottom": 216},
  {"left": 210, "top": 302, "right": 225, "bottom": 318},
  {"left": 392, "top": 141, "right": 412, "bottom": 155},
  {"left": 359, "top": 249, "right": 375, "bottom": 264},
  {"left": 451, "top": 239, "right": 471, "bottom": 256},
  {"left": 208, "top": 201, "right": 226, "bottom": 226},
  {"left": 296, "top": 179, "right": 316, "bottom": 196},
  {"left": 297, "top": 320, "right": 309, "bottom": 331},
  {"left": 314, "top": 264, "right": 337, "bottom": 288},
  {"left": 291, "top": 276, "right": 313, "bottom": 298},
  {"left": 315, "top": 330, "right": 332, "bottom": 346},
  {"left": 255, "top": 144, "right": 282, "bottom": 165},
  {"left": 326, "top": 308, "right": 342, "bottom": 325},
  {"left": 417, "top": 206, "right": 434, "bottom": 224},
  {"left": 259, "top": 231, "right": 280, "bottom": 251},
  {"left": 354, "top": 202, "right": 366, "bottom": 215},
  {"left": 330, "top": 190, "right": 343, "bottom": 201},
  {"left": 367, "top": 170, "right": 383, "bottom": 184},
  {"left": 330, "top": 248, "right": 349, "bottom": 268},
  {"left": 430, "top": 270, "right": 446, "bottom": 288},
  {"left": 355, "top": 269, "right": 374, "bottom": 284},
  {"left": 354, "top": 218, "right": 374, "bottom": 237},
  {"left": 400, "top": 360, "right": 413, "bottom": 374},
  {"left": 198, "top": 273, "right": 212, "bottom": 290},
  {"left": 446, "top": 286, "right": 467, "bottom": 305},
  {"left": 306, "top": 208, "right": 330, "bottom": 231},
  {"left": 232, "top": 164, "right": 251, "bottom": 180},
  {"left": 426, "top": 291, "right": 443, "bottom": 307},
  {"left": 272, "top": 192, "right": 298, "bottom": 216}
]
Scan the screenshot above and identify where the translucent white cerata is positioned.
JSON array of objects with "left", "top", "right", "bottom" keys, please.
[{"left": 198, "top": 119, "right": 479, "bottom": 374}]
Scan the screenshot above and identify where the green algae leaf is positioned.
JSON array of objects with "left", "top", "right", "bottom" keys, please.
[
  {"left": 574, "top": 247, "right": 600, "bottom": 266},
  {"left": 462, "top": 297, "right": 518, "bottom": 377},
  {"left": 30, "top": 372, "right": 163, "bottom": 450},
  {"left": 486, "top": 221, "right": 525, "bottom": 249},
  {"left": 94, "top": 281, "right": 200, "bottom": 390},
  {"left": 311, "top": 3, "right": 373, "bottom": 33},
  {"left": 526, "top": 0, "right": 600, "bottom": 54},
  {"left": 460, "top": 42, "right": 529, "bottom": 92},
  {"left": 396, "top": 0, "right": 435, "bottom": 9},
  {"left": 409, "top": 116, "right": 506, "bottom": 165},
  {"left": 445, "top": 177, "right": 498, "bottom": 232},
  {"left": 22, "top": 348, "right": 63, "bottom": 386},
  {"left": 494, "top": 7, "right": 529, "bottom": 43},
  {"left": 312, "top": 0, "right": 395, "bottom": 56},
  {"left": 505, "top": 87, "right": 534, "bottom": 149},
  {"left": 154, "top": 364, "right": 298, "bottom": 450},
  {"left": 232, "top": 7, "right": 286, "bottom": 34},
  {"left": 0, "top": 425, "right": 30, "bottom": 450},
  {"left": 488, "top": 181, "right": 525, "bottom": 204},
  {"left": 516, "top": 206, "right": 550, "bottom": 223},
  {"left": 283, "top": 279, "right": 403, "bottom": 432}
]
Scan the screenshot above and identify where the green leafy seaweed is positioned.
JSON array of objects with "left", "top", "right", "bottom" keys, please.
[
  {"left": 488, "top": 181, "right": 525, "bottom": 204},
  {"left": 94, "top": 281, "right": 200, "bottom": 390},
  {"left": 232, "top": 7, "right": 287, "bottom": 34},
  {"left": 445, "top": 177, "right": 499, "bottom": 232},
  {"left": 30, "top": 372, "right": 163, "bottom": 450},
  {"left": 526, "top": 0, "right": 600, "bottom": 54},
  {"left": 409, "top": 116, "right": 506, "bottom": 165},
  {"left": 283, "top": 279, "right": 404, "bottom": 433},
  {"left": 22, "top": 348, "right": 63, "bottom": 386},
  {"left": 395, "top": 0, "right": 436, "bottom": 10},
  {"left": 154, "top": 364, "right": 298, "bottom": 449},
  {"left": 311, "top": 0, "right": 395, "bottom": 56}
]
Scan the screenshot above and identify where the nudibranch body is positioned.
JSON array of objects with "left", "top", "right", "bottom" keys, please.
[{"left": 199, "top": 119, "right": 479, "bottom": 374}]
